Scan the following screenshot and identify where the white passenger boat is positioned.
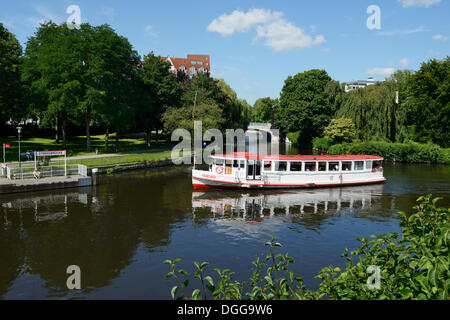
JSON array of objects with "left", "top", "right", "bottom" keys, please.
[{"left": 192, "top": 152, "right": 386, "bottom": 189}]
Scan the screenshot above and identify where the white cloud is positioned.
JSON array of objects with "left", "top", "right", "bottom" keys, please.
[
  {"left": 28, "top": 6, "right": 63, "bottom": 27},
  {"left": 367, "top": 67, "right": 396, "bottom": 77},
  {"left": 399, "top": 58, "right": 409, "bottom": 67},
  {"left": 207, "top": 8, "right": 282, "bottom": 36},
  {"left": 377, "top": 26, "right": 425, "bottom": 36},
  {"left": 254, "top": 19, "right": 325, "bottom": 51},
  {"left": 35, "top": 6, "right": 63, "bottom": 24},
  {"left": 427, "top": 49, "right": 441, "bottom": 57},
  {"left": 432, "top": 34, "right": 448, "bottom": 41},
  {"left": 145, "top": 25, "right": 158, "bottom": 38},
  {"left": 207, "top": 8, "right": 325, "bottom": 51},
  {"left": 398, "top": 0, "right": 441, "bottom": 7}
]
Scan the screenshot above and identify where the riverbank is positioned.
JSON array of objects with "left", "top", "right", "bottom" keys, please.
[
  {"left": 0, "top": 175, "right": 92, "bottom": 194},
  {"left": 317, "top": 141, "right": 450, "bottom": 164},
  {"left": 1, "top": 135, "right": 170, "bottom": 163}
]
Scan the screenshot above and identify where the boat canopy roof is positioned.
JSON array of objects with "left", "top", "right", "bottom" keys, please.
[{"left": 210, "top": 152, "right": 384, "bottom": 161}]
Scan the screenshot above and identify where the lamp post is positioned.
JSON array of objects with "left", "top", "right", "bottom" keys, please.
[{"left": 16, "top": 127, "right": 22, "bottom": 168}]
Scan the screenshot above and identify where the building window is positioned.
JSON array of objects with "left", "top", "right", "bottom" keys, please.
[
  {"left": 191, "top": 61, "right": 196, "bottom": 65},
  {"left": 206, "top": 57, "right": 208, "bottom": 61},
  {"left": 198, "top": 67, "right": 205, "bottom": 73},
  {"left": 179, "top": 66, "right": 186, "bottom": 72},
  {"left": 198, "top": 61, "right": 203, "bottom": 65},
  {"left": 189, "top": 66, "right": 196, "bottom": 74}
]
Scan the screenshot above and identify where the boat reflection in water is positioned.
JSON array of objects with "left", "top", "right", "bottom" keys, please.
[{"left": 192, "top": 184, "right": 386, "bottom": 225}]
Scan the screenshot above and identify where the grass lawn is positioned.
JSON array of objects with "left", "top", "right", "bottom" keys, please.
[
  {"left": 72, "top": 150, "right": 175, "bottom": 168},
  {"left": 1, "top": 135, "right": 170, "bottom": 163}
]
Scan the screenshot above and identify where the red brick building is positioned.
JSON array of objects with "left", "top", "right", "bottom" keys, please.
[{"left": 161, "top": 54, "right": 210, "bottom": 76}]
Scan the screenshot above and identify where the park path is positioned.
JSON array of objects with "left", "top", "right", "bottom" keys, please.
[{"left": 4, "top": 148, "right": 170, "bottom": 166}]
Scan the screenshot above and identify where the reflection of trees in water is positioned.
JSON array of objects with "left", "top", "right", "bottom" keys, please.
[
  {"left": 0, "top": 187, "right": 141, "bottom": 298},
  {"left": 192, "top": 184, "right": 391, "bottom": 233},
  {"left": 0, "top": 205, "right": 26, "bottom": 299},
  {"left": 0, "top": 166, "right": 194, "bottom": 298}
]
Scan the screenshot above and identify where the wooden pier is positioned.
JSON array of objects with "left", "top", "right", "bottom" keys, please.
[{"left": 0, "top": 175, "right": 92, "bottom": 194}]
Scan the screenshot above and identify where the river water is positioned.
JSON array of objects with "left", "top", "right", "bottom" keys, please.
[{"left": 0, "top": 163, "right": 449, "bottom": 299}]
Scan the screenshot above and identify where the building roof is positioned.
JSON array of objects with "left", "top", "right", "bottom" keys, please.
[
  {"left": 210, "top": 152, "right": 384, "bottom": 161},
  {"left": 161, "top": 54, "right": 210, "bottom": 73}
]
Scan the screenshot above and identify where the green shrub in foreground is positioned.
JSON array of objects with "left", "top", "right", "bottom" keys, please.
[{"left": 164, "top": 195, "right": 449, "bottom": 300}]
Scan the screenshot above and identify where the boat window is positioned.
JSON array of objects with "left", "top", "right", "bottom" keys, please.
[
  {"left": 354, "top": 161, "right": 364, "bottom": 170},
  {"left": 290, "top": 161, "right": 302, "bottom": 172},
  {"left": 233, "top": 160, "right": 239, "bottom": 168},
  {"left": 328, "top": 162, "right": 339, "bottom": 171},
  {"left": 318, "top": 162, "right": 326, "bottom": 171},
  {"left": 275, "top": 161, "right": 287, "bottom": 171},
  {"left": 305, "top": 162, "right": 316, "bottom": 171},
  {"left": 342, "top": 161, "right": 352, "bottom": 171},
  {"left": 215, "top": 158, "right": 224, "bottom": 166},
  {"left": 263, "top": 161, "right": 272, "bottom": 171},
  {"left": 225, "top": 160, "right": 232, "bottom": 174},
  {"left": 239, "top": 160, "right": 245, "bottom": 168},
  {"left": 365, "top": 160, "right": 372, "bottom": 170},
  {"left": 372, "top": 160, "right": 382, "bottom": 171}
]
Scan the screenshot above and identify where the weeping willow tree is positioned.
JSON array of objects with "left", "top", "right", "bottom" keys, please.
[{"left": 336, "top": 71, "right": 413, "bottom": 143}]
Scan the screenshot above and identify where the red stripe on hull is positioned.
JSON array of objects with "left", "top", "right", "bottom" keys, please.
[{"left": 192, "top": 178, "right": 386, "bottom": 190}]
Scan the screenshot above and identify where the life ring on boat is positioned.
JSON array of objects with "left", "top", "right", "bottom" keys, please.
[{"left": 215, "top": 166, "right": 224, "bottom": 174}]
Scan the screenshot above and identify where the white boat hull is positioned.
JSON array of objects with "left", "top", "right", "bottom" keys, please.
[{"left": 192, "top": 169, "right": 386, "bottom": 189}]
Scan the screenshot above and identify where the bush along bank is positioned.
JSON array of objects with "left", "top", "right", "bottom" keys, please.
[
  {"left": 164, "top": 195, "right": 449, "bottom": 300},
  {"left": 325, "top": 141, "right": 450, "bottom": 164}
]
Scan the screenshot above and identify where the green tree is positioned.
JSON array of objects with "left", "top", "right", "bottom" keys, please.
[
  {"left": 252, "top": 97, "right": 278, "bottom": 123},
  {"left": 323, "top": 118, "right": 356, "bottom": 143},
  {"left": 337, "top": 82, "right": 398, "bottom": 142},
  {"left": 82, "top": 24, "right": 139, "bottom": 152},
  {"left": 138, "top": 52, "right": 181, "bottom": 146},
  {"left": 0, "top": 23, "right": 23, "bottom": 126},
  {"left": 408, "top": 57, "right": 449, "bottom": 148},
  {"left": 386, "top": 69, "right": 414, "bottom": 143},
  {"left": 216, "top": 78, "right": 252, "bottom": 129},
  {"left": 275, "top": 69, "right": 336, "bottom": 147},
  {"left": 22, "top": 22, "right": 140, "bottom": 151},
  {"left": 23, "top": 22, "right": 83, "bottom": 148},
  {"left": 162, "top": 97, "right": 224, "bottom": 135}
]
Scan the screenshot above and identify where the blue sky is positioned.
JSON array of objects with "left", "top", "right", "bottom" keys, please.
[{"left": 1, "top": 0, "right": 449, "bottom": 105}]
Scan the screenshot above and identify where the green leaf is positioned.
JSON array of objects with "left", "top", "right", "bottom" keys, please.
[
  {"left": 179, "top": 269, "right": 189, "bottom": 276},
  {"left": 192, "top": 289, "right": 202, "bottom": 300},
  {"left": 204, "top": 276, "right": 214, "bottom": 287},
  {"left": 171, "top": 286, "right": 178, "bottom": 299}
]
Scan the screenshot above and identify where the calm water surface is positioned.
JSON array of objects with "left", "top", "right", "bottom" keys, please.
[{"left": 1, "top": 163, "right": 449, "bottom": 299}]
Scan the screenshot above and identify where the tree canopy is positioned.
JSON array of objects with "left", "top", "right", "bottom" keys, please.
[
  {"left": 408, "top": 57, "right": 449, "bottom": 147},
  {"left": 275, "top": 69, "right": 337, "bottom": 147},
  {"left": 0, "top": 23, "right": 23, "bottom": 126}
]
